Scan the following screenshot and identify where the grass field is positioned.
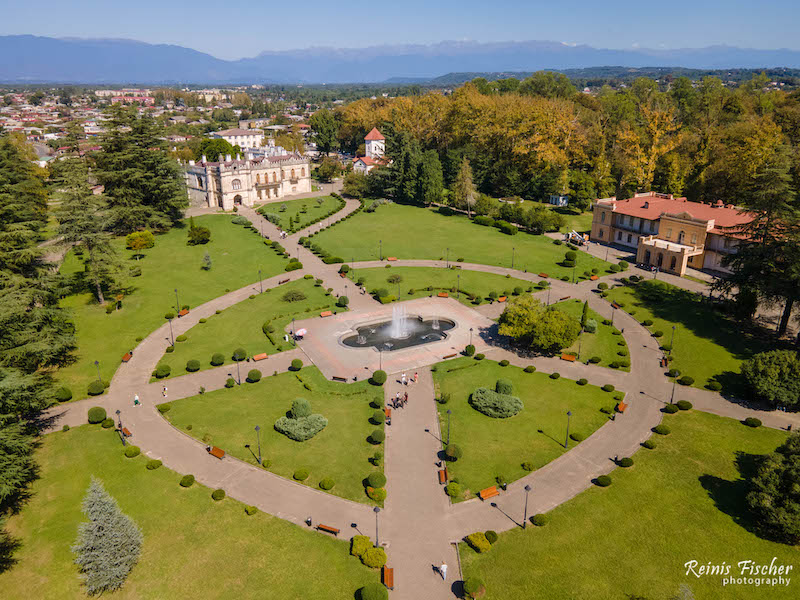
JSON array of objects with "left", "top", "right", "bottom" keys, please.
[
  {"left": 257, "top": 195, "right": 342, "bottom": 232},
  {"left": 0, "top": 425, "right": 378, "bottom": 599},
  {"left": 552, "top": 299, "right": 630, "bottom": 371},
  {"left": 549, "top": 205, "right": 594, "bottom": 233},
  {"left": 55, "top": 216, "right": 287, "bottom": 400},
  {"left": 460, "top": 410, "right": 796, "bottom": 600},
  {"left": 433, "top": 358, "right": 613, "bottom": 499},
  {"left": 346, "top": 266, "right": 534, "bottom": 306},
  {"left": 155, "top": 278, "right": 340, "bottom": 378},
  {"left": 312, "top": 203, "right": 610, "bottom": 277},
  {"left": 605, "top": 279, "right": 772, "bottom": 392},
  {"left": 164, "top": 367, "right": 385, "bottom": 504}
]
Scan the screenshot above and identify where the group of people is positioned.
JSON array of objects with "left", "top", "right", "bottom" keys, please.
[{"left": 390, "top": 371, "right": 418, "bottom": 409}]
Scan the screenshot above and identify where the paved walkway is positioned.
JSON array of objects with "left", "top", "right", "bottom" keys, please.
[{"left": 41, "top": 198, "right": 800, "bottom": 599}]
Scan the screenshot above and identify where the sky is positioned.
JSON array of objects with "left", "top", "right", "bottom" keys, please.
[{"left": 1, "top": 0, "right": 798, "bottom": 60}]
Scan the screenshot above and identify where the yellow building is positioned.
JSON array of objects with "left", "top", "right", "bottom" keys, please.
[{"left": 590, "top": 192, "right": 753, "bottom": 276}]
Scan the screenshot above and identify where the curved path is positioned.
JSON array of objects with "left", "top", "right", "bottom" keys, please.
[{"left": 43, "top": 199, "right": 798, "bottom": 599}]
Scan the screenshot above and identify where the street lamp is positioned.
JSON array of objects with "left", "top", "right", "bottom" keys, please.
[
  {"left": 669, "top": 325, "right": 676, "bottom": 358},
  {"left": 446, "top": 247, "right": 450, "bottom": 268},
  {"left": 670, "top": 370, "right": 680, "bottom": 404},
  {"left": 94, "top": 360, "right": 102, "bottom": 384},
  {"left": 457, "top": 274, "right": 460, "bottom": 299},
  {"left": 373, "top": 506, "right": 381, "bottom": 547},
  {"left": 523, "top": 484, "right": 531, "bottom": 529},
  {"left": 168, "top": 317, "right": 175, "bottom": 346},
  {"left": 115, "top": 409, "right": 121, "bottom": 428},
  {"left": 577, "top": 336, "right": 582, "bottom": 360},
  {"left": 236, "top": 359, "right": 241, "bottom": 385},
  {"left": 565, "top": 410, "right": 572, "bottom": 448},
  {"left": 259, "top": 269, "right": 263, "bottom": 294},
  {"left": 469, "top": 327, "right": 473, "bottom": 346},
  {"left": 379, "top": 239, "right": 383, "bottom": 261},
  {"left": 255, "top": 425, "right": 262, "bottom": 465},
  {"left": 511, "top": 247, "right": 515, "bottom": 269},
  {"left": 547, "top": 287, "right": 551, "bottom": 306},
  {"left": 447, "top": 409, "right": 452, "bottom": 446},
  {"left": 292, "top": 318, "right": 296, "bottom": 346},
  {"left": 174, "top": 288, "right": 180, "bottom": 312},
  {"left": 572, "top": 265, "right": 576, "bottom": 284},
  {"left": 379, "top": 347, "right": 382, "bottom": 370}
]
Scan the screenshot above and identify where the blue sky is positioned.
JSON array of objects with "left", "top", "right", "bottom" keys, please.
[{"left": 1, "top": 0, "right": 797, "bottom": 60}]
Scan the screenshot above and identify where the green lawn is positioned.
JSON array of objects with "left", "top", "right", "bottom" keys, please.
[
  {"left": 311, "top": 203, "right": 610, "bottom": 277},
  {"left": 164, "top": 367, "right": 385, "bottom": 504},
  {"left": 460, "top": 410, "right": 796, "bottom": 600},
  {"left": 0, "top": 425, "right": 378, "bottom": 599},
  {"left": 257, "top": 195, "right": 342, "bottom": 232},
  {"left": 549, "top": 205, "right": 594, "bottom": 233},
  {"left": 605, "top": 279, "right": 772, "bottom": 392},
  {"left": 155, "top": 278, "right": 340, "bottom": 379},
  {"left": 347, "top": 266, "right": 535, "bottom": 306},
  {"left": 433, "top": 358, "right": 613, "bottom": 499},
  {"left": 552, "top": 299, "right": 630, "bottom": 371},
  {"left": 56, "top": 216, "right": 287, "bottom": 400}
]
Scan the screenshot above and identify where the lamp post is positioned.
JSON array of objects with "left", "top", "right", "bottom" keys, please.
[
  {"left": 259, "top": 269, "right": 263, "bottom": 294},
  {"left": 523, "top": 484, "right": 531, "bottom": 529},
  {"left": 446, "top": 409, "right": 452, "bottom": 446},
  {"left": 457, "top": 274, "right": 460, "bottom": 299},
  {"left": 670, "top": 370, "right": 680, "bottom": 405},
  {"left": 565, "top": 410, "right": 572, "bottom": 449},
  {"left": 446, "top": 247, "right": 449, "bottom": 268},
  {"left": 572, "top": 265, "right": 576, "bottom": 284},
  {"left": 174, "top": 288, "right": 180, "bottom": 312},
  {"left": 547, "top": 287, "right": 551, "bottom": 306},
  {"left": 511, "top": 247, "right": 515, "bottom": 269},
  {"left": 115, "top": 409, "right": 122, "bottom": 428},
  {"left": 373, "top": 506, "right": 381, "bottom": 547},
  {"left": 379, "top": 239, "right": 382, "bottom": 261},
  {"left": 605, "top": 247, "right": 609, "bottom": 261},
  {"left": 236, "top": 359, "right": 241, "bottom": 385},
  {"left": 577, "top": 336, "right": 582, "bottom": 360},
  {"left": 379, "top": 347, "right": 382, "bottom": 370},
  {"left": 292, "top": 318, "right": 296, "bottom": 346},
  {"left": 469, "top": 327, "right": 473, "bottom": 346},
  {"left": 116, "top": 409, "right": 126, "bottom": 446},
  {"left": 669, "top": 325, "right": 676, "bottom": 357},
  {"left": 255, "top": 425, "right": 262, "bottom": 465},
  {"left": 168, "top": 317, "right": 175, "bottom": 346},
  {"left": 94, "top": 360, "right": 102, "bottom": 384}
]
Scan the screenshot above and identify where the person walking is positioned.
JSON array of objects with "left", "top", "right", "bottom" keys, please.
[
  {"left": 133, "top": 394, "right": 140, "bottom": 407},
  {"left": 401, "top": 372, "right": 407, "bottom": 386},
  {"left": 414, "top": 371, "right": 418, "bottom": 384},
  {"left": 162, "top": 385, "right": 168, "bottom": 398},
  {"left": 404, "top": 391, "right": 408, "bottom": 406},
  {"left": 395, "top": 391, "right": 401, "bottom": 408},
  {"left": 439, "top": 562, "right": 448, "bottom": 581}
]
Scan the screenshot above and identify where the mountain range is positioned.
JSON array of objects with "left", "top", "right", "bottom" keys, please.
[{"left": 2, "top": 35, "right": 800, "bottom": 84}]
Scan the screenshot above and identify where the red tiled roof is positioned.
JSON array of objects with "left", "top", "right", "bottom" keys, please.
[
  {"left": 364, "top": 127, "right": 384, "bottom": 141},
  {"left": 597, "top": 192, "right": 753, "bottom": 234}
]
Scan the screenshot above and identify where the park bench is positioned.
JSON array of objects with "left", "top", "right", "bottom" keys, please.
[
  {"left": 561, "top": 354, "right": 576, "bottom": 362},
  {"left": 316, "top": 524, "right": 340, "bottom": 536},
  {"left": 252, "top": 353, "right": 268, "bottom": 361},
  {"left": 559, "top": 296, "right": 570, "bottom": 302},
  {"left": 384, "top": 407, "right": 391, "bottom": 425},
  {"left": 616, "top": 402, "right": 628, "bottom": 414},
  {"left": 121, "top": 427, "right": 132, "bottom": 438},
  {"left": 611, "top": 302, "right": 621, "bottom": 309},
  {"left": 178, "top": 309, "right": 189, "bottom": 317},
  {"left": 121, "top": 352, "right": 132, "bottom": 363},
  {"left": 590, "top": 275, "right": 599, "bottom": 281},
  {"left": 208, "top": 446, "right": 225, "bottom": 459},
  {"left": 437, "top": 292, "right": 449, "bottom": 298},
  {"left": 498, "top": 296, "right": 507, "bottom": 302},
  {"left": 538, "top": 273, "right": 549, "bottom": 278},
  {"left": 660, "top": 357, "right": 669, "bottom": 368},
  {"left": 438, "top": 468, "right": 448, "bottom": 484},
  {"left": 442, "top": 353, "right": 457, "bottom": 360},
  {"left": 387, "top": 257, "right": 397, "bottom": 261},
  {"left": 332, "top": 375, "right": 347, "bottom": 382},
  {"left": 479, "top": 486, "right": 499, "bottom": 501},
  {"left": 383, "top": 566, "right": 395, "bottom": 590},
  {"left": 339, "top": 272, "right": 347, "bottom": 278},
  {"left": 320, "top": 310, "right": 333, "bottom": 317},
  {"left": 278, "top": 278, "right": 290, "bottom": 284}
]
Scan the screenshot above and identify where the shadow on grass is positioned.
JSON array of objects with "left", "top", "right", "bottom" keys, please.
[
  {"left": 698, "top": 451, "right": 764, "bottom": 539},
  {"left": 538, "top": 428, "right": 566, "bottom": 449},
  {"left": 0, "top": 530, "right": 22, "bottom": 574}
]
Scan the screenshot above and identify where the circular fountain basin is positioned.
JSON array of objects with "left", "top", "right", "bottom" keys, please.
[{"left": 342, "top": 316, "right": 456, "bottom": 351}]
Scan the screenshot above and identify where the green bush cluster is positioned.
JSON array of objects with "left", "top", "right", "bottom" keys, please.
[
  {"left": 87, "top": 381, "right": 105, "bottom": 396},
  {"left": 676, "top": 400, "right": 693, "bottom": 411},
  {"left": 186, "top": 359, "right": 200, "bottom": 372},
  {"left": 532, "top": 514, "right": 548, "bottom": 526},
  {"left": 211, "top": 353, "right": 225, "bottom": 366},
  {"left": 550, "top": 372, "right": 561, "bottom": 379},
  {"left": 445, "top": 444, "right": 463, "bottom": 461},
  {"left": 101, "top": 418, "right": 114, "bottom": 429},
  {"left": 293, "top": 468, "right": 310, "bottom": 481},
  {"left": 146, "top": 459, "right": 162, "bottom": 470},
  {"left": 602, "top": 384, "right": 615, "bottom": 392},
  {"left": 366, "top": 486, "right": 387, "bottom": 502},
  {"left": 55, "top": 386, "right": 73, "bottom": 402},
  {"left": 124, "top": 446, "right": 140, "bottom": 458},
  {"left": 319, "top": 478, "right": 335, "bottom": 490},
  {"left": 446, "top": 482, "right": 461, "bottom": 497},
  {"left": 358, "top": 583, "right": 388, "bottom": 600},
  {"left": 211, "top": 489, "right": 226, "bottom": 501},
  {"left": 643, "top": 439, "right": 657, "bottom": 449},
  {"left": 653, "top": 424, "right": 671, "bottom": 435},
  {"left": 619, "top": 457, "right": 634, "bottom": 467},
  {"left": 371, "top": 370, "right": 387, "bottom": 385},
  {"left": 87, "top": 406, "right": 106, "bottom": 424},
  {"left": 744, "top": 417, "right": 762, "bottom": 428},
  {"left": 524, "top": 365, "right": 535, "bottom": 373},
  {"left": 369, "top": 430, "right": 385, "bottom": 444},
  {"left": 469, "top": 386, "right": 523, "bottom": 418},
  {"left": 595, "top": 475, "right": 612, "bottom": 487},
  {"left": 154, "top": 364, "right": 171, "bottom": 378},
  {"left": 465, "top": 532, "right": 492, "bottom": 553},
  {"left": 664, "top": 404, "right": 679, "bottom": 414},
  {"left": 275, "top": 408, "right": 328, "bottom": 442},
  {"left": 247, "top": 369, "right": 262, "bottom": 383}
]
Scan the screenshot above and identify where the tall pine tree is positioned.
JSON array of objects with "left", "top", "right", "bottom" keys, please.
[{"left": 418, "top": 150, "right": 444, "bottom": 206}]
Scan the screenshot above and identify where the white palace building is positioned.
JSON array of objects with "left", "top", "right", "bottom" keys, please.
[{"left": 184, "top": 147, "right": 312, "bottom": 210}]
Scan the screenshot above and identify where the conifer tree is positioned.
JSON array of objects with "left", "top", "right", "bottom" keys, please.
[
  {"left": 581, "top": 300, "right": 589, "bottom": 328},
  {"left": 452, "top": 157, "right": 477, "bottom": 217},
  {"left": 72, "top": 478, "right": 143, "bottom": 595},
  {"left": 418, "top": 150, "right": 444, "bottom": 206}
]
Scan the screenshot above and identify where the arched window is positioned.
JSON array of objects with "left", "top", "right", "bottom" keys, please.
[
  {"left": 272, "top": 172, "right": 277, "bottom": 183},
  {"left": 677, "top": 230, "right": 685, "bottom": 244},
  {"left": 301, "top": 167, "right": 305, "bottom": 177},
  {"left": 196, "top": 175, "right": 203, "bottom": 188},
  {"left": 644, "top": 250, "right": 651, "bottom": 264},
  {"left": 657, "top": 253, "right": 664, "bottom": 267},
  {"left": 256, "top": 174, "right": 260, "bottom": 184},
  {"left": 232, "top": 179, "right": 242, "bottom": 191},
  {"left": 291, "top": 168, "right": 296, "bottom": 178},
  {"left": 670, "top": 256, "right": 677, "bottom": 271}
]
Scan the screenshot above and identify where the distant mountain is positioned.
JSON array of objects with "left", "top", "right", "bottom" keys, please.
[{"left": 2, "top": 36, "right": 800, "bottom": 84}]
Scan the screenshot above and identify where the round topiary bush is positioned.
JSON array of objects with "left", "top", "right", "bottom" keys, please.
[
  {"left": 524, "top": 365, "right": 536, "bottom": 373},
  {"left": 589, "top": 356, "right": 601, "bottom": 364},
  {"left": 619, "top": 457, "right": 634, "bottom": 467},
  {"left": 210, "top": 353, "right": 225, "bottom": 366},
  {"left": 678, "top": 375, "right": 695, "bottom": 386},
  {"left": 445, "top": 481, "right": 461, "bottom": 497},
  {"left": 367, "top": 472, "right": 387, "bottom": 488},
  {"left": 146, "top": 459, "right": 162, "bottom": 470},
  {"left": 225, "top": 378, "right": 235, "bottom": 388},
  {"left": 577, "top": 378, "right": 588, "bottom": 386},
  {"left": 663, "top": 403, "right": 679, "bottom": 414},
  {"left": 602, "top": 384, "right": 615, "bottom": 392},
  {"left": 87, "top": 406, "right": 106, "bottom": 424},
  {"left": 668, "top": 368, "right": 680, "bottom": 377},
  {"left": 366, "top": 486, "right": 387, "bottom": 502},
  {"left": 597, "top": 282, "right": 608, "bottom": 290},
  {"left": 175, "top": 334, "right": 187, "bottom": 343},
  {"left": 532, "top": 514, "right": 548, "bottom": 526},
  {"left": 370, "top": 370, "right": 387, "bottom": 385},
  {"left": 676, "top": 400, "right": 693, "bottom": 411},
  {"left": 570, "top": 432, "right": 586, "bottom": 442},
  {"left": 124, "top": 445, "right": 140, "bottom": 458},
  {"left": 336, "top": 296, "right": 349, "bottom": 307},
  {"left": 495, "top": 378, "right": 513, "bottom": 395},
  {"left": 369, "top": 429, "right": 385, "bottom": 444},
  {"left": 463, "top": 577, "right": 485, "bottom": 599},
  {"left": 247, "top": 369, "right": 262, "bottom": 383},
  {"left": 475, "top": 353, "right": 485, "bottom": 360},
  {"left": 653, "top": 424, "right": 671, "bottom": 435},
  {"left": 445, "top": 443, "right": 463, "bottom": 462},
  {"left": 319, "top": 478, "right": 335, "bottom": 490},
  {"left": 550, "top": 372, "right": 561, "bottom": 380},
  {"left": 232, "top": 347, "right": 247, "bottom": 361},
  {"left": 293, "top": 468, "right": 310, "bottom": 481},
  {"left": 744, "top": 417, "right": 762, "bottom": 428},
  {"left": 87, "top": 381, "right": 105, "bottom": 396},
  {"left": 290, "top": 358, "right": 303, "bottom": 371},
  {"left": 362, "top": 547, "right": 388, "bottom": 569},
  {"left": 499, "top": 359, "right": 510, "bottom": 367},
  {"left": 653, "top": 330, "right": 664, "bottom": 338},
  {"left": 55, "top": 386, "right": 73, "bottom": 402},
  {"left": 522, "top": 461, "right": 534, "bottom": 471},
  {"left": 595, "top": 475, "right": 612, "bottom": 487},
  {"left": 154, "top": 364, "right": 171, "bottom": 378},
  {"left": 359, "top": 582, "right": 389, "bottom": 600},
  {"left": 165, "top": 346, "right": 175, "bottom": 353},
  {"left": 706, "top": 381, "right": 722, "bottom": 392},
  {"left": 643, "top": 439, "right": 657, "bottom": 449},
  {"left": 371, "top": 409, "right": 385, "bottom": 424},
  {"left": 464, "top": 344, "right": 476, "bottom": 356},
  {"left": 157, "top": 403, "right": 171, "bottom": 414},
  {"left": 101, "top": 418, "right": 114, "bottom": 429},
  {"left": 186, "top": 359, "right": 200, "bottom": 372},
  {"left": 211, "top": 488, "right": 226, "bottom": 501},
  {"left": 245, "top": 505, "right": 258, "bottom": 516},
  {"left": 180, "top": 474, "right": 195, "bottom": 487}
]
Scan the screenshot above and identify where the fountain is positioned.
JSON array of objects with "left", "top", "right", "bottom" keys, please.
[
  {"left": 342, "top": 310, "right": 456, "bottom": 351},
  {"left": 390, "top": 304, "right": 409, "bottom": 339},
  {"left": 432, "top": 318, "right": 440, "bottom": 331}
]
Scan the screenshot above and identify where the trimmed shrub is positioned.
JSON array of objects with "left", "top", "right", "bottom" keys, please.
[
  {"left": 336, "top": 296, "right": 349, "bottom": 307},
  {"left": 319, "top": 478, "right": 335, "bottom": 490},
  {"left": 186, "top": 359, "right": 201, "bottom": 372},
  {"left": 124, "top": 446, "right": 140, "bottom": 458},
  {"left": 225, "top": 378, "right": 235, "bottom": 388},
  {"left": 619, "top": 260, "right": 629, "bottom": 269},
  {"left": 464, "top": 577, "right": 485, "bottom": 598},
  {"left": 367, "top": 472, "right": 387, "bottom": 488},
  {"left": 371, "top": 410, "right": 385, "bottom": 424},
  {"left": 290, "top": 358, "right": 303, "bottom": 371},
  {"left": 445, "top": 482, "right": 461, "bottom": 497},
  {"left": 244, "top": 505, "right": 258, "bottom": 516},
  {"left": 498, "top": 359, "right": 510, "bottom": 367},
  {"left": 664, "top": 403, "right": 679, "bottom": 414},
  {"left": 653, "top": 424, "right": 671, "bottom": 435},
  {"left": 495, "top": 378, "right": 513, "bottom": 395},
  {"left": 247, "top": 369, "right": 262, "bottom": 383},
  {"left": 706, "top": 381, "right": 722, "bottom": 392},
  {"left": 293, "top": 468, "right": 310, "bottom": 481},
  {"left": 643, "top": 439, "right": 657, "bottom": 449},
  {"left": 230, "top": 348, "right": 246, "bottom": 362},
  {"left": 677, "top": 375, "right": 695, "bottom": 386},
  {"left": 157, "top": 403, "right": 171, "bottom": 413},
  {"left": 101, "top": 418, "right": 114, "bottom": 429},
  {"left": 668, "top": 368, "right": 680, "bottom": 378},
  {"left": 642, "top": 319, "right": 654, "bottom": 326},
  {"left": 445, "top": 444, "right": 463, "bottom": 462},
  {"left": 532, "top": 514, "right": 548, "bottom": 526},
  {"left": 284, "top": 261, "right": 303, "bottom": 272},
  {"left": 484, "top": 530, "right": 498, "bottom": 545},
  {"left": 154, "top": 364, "right": 171, "bottom": 378},
  {"left": 475, "top": 353, "right": 485, "bottom": 360},
  {"left": 87, "top": 381, "right": 105, "bottom": 396},
  {"left": 180, "top": 474, "right": 195, "bottom": 487},
  {"left": 464, "top": 344, "right": 476, "bottom": 356},
  {"left": 577, "top": 378, "right": 588, "bottom": 386},
  {"left": 466, "top": 532, "right": 492, "bottom": 553},
  {"left": 366, "top": 486, "right": 387, "bottom": 502},
  {"left": 619, "top": 457, "right": 634, "bottom": 467},
  {"left": 602, "top": 384, "right": 615, "bottom": 392},
  {"left": 744, "top": 417, "right": 762, "bottom": 428},
  {"left": 570, "top": 432, "right": 586, "bottom": 442},
  {"left": 584, "top": 318, "right": 598, "bottom": 333},
  {"left": 211, "top": 489, "right": 226, "bottom": 501},
  {"left": 564, "top": 250, "right": 577, "bottom": 261},
  {"left": 469, "top": 387, "right": 523, "bottom": 418},
  {"left": 550, "top": 372, "right": 561, "bottom": 380},
  {"left": 524, "top": 365, "right": 536, "bottom": 373},
  {"left": 359, "top": 583, "right": 389, "bottom": 600},
  {"left": 350, "top": 535, "right": 372, "bottom": 557},
  {"left": 522, "top": 461, "right": 534, "bottom": 471},
  {"left": 165, "top": 346, "right": 174, "bottom": 353},
  {"left": 210, "top": 353, "right": 225, "bottom": 366},
  {"left": 676, "top": 400, "right": 693, "bottom": 411},
  {"left": 368, "top": 429, "right": 385, "bottom": 444},
  {"left": 87, "top": 406, "right": 106, "bottom": 424},
  {"left": 653, "top": 330, "right": 664, "bottom": 338},
  {"left": 55, "top": 386, "right": 73, "bottom": 402},
  {"left": 146, "top": 459, "right": 162, "bottom": 470},
  {"left": 175, "top": 334, "right": 187, "bottom": 343},
  {"left": 595, "top": 475, "right": 612, "bottom": 487},
  {"left": 362, "top": 547, "right": 388, "bottom": 568},
  {"left": 588, "top": 356, "right": 601, "bottom": 364},
  {"left": 597, "top": 282, "right": 608, "bottom": 290},
  {"left": 370, "top": 370, "right": 387, "bottom": 385},
  {"left": 291, "top": 399, "right": 310, "bottom": 418}
]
